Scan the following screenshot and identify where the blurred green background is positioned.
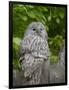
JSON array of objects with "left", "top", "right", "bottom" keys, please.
[{"left": 13, "top": 4, "right": 65, "bottom": 70}]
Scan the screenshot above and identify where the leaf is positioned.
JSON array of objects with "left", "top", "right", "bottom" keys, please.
[
  {"left": 13, "top": 37, "right": 21, "bottom": 46},
  {"left": 22, "top": 16, "right": 28, "bottom": 21},
  {"left": 27, "top": 11, "right": 36, "bottom": 18},
  {"left": 59, "top": 11, "right": 64, "bottom": 19},
  {"left": 48, "top": 16, "right": 51, "bottom": 21},
  {"left": 56, "top": 18, "right": 60, "bottom": 24},
  {"left": 49, "top": 55, "right": 58, "bottom": 64}
]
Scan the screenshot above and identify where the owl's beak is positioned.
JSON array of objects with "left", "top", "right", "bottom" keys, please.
[
  {"left": 36, "top": 29, "right": 39, "bottom": 33},
  {"left": 36, "top": 27, "right": 39, "bottom": 33}
]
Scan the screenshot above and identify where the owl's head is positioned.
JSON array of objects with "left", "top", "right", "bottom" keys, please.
[{"left": 25, "top": 22, "right": 48, "bottom": 40}]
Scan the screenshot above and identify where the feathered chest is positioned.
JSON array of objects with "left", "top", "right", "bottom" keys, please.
[{"left": 21, "top": 34, "right": 49, "bottom": 59}]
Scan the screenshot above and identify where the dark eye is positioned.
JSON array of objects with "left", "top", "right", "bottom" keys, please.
[
  {"left": 40, "top": 28, "right": 43, "bottom": 31},
  {"left": 33, "top": 28, "right": 36, "bottom": 31}
]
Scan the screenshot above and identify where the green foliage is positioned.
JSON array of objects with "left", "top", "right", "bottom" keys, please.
[
  {"left": 49, "top": 55, "right": 59, "bottom": 64},
  {"left": 13, "top": 37, "right": 21, "bottom": 70},
  {"left": 48, "top": 35, "right": 64, "bottom": 55},
  {"left": 12, "top": 4, "right": 65, "bottom": 69}
]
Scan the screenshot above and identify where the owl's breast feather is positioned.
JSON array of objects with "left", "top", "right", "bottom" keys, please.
[
  {"left": 21, "top": 34, "right": 49, "bottom": 59},
  {"left": 30, "top": 36, "right": 49, "bottom": 59}
]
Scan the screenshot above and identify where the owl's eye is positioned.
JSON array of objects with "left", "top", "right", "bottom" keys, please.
[
  {"left": 33, "top": 28, "right": 36, "bottom": 31},
  {"left": 40, "top": 28, "right": 43, "bottom": 31}
]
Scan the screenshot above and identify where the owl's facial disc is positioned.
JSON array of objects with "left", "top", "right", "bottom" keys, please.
[{"left": 25, "top": 22, "right": 46, "bottom": 37}]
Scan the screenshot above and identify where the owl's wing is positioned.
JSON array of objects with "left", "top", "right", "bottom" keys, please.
[{"left": 19, "top": 34, "right": 37, "bottom": 62}]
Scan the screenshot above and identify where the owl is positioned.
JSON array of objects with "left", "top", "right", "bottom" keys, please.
[{"left": 19, "top": 22, "right": 49, "bottom": 85}]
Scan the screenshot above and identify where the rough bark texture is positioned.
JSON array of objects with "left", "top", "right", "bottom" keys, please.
[{"left": 49, "top": 43, "right": 65, "bottom": 83}]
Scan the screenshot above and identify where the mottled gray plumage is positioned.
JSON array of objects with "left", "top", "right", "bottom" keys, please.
[{"left": 19, "top": 22, "right": 49, "bottom": 85}]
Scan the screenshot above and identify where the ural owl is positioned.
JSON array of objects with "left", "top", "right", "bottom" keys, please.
[{"left": 19, "top": 22, "right": 49, "bottom": 85}]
